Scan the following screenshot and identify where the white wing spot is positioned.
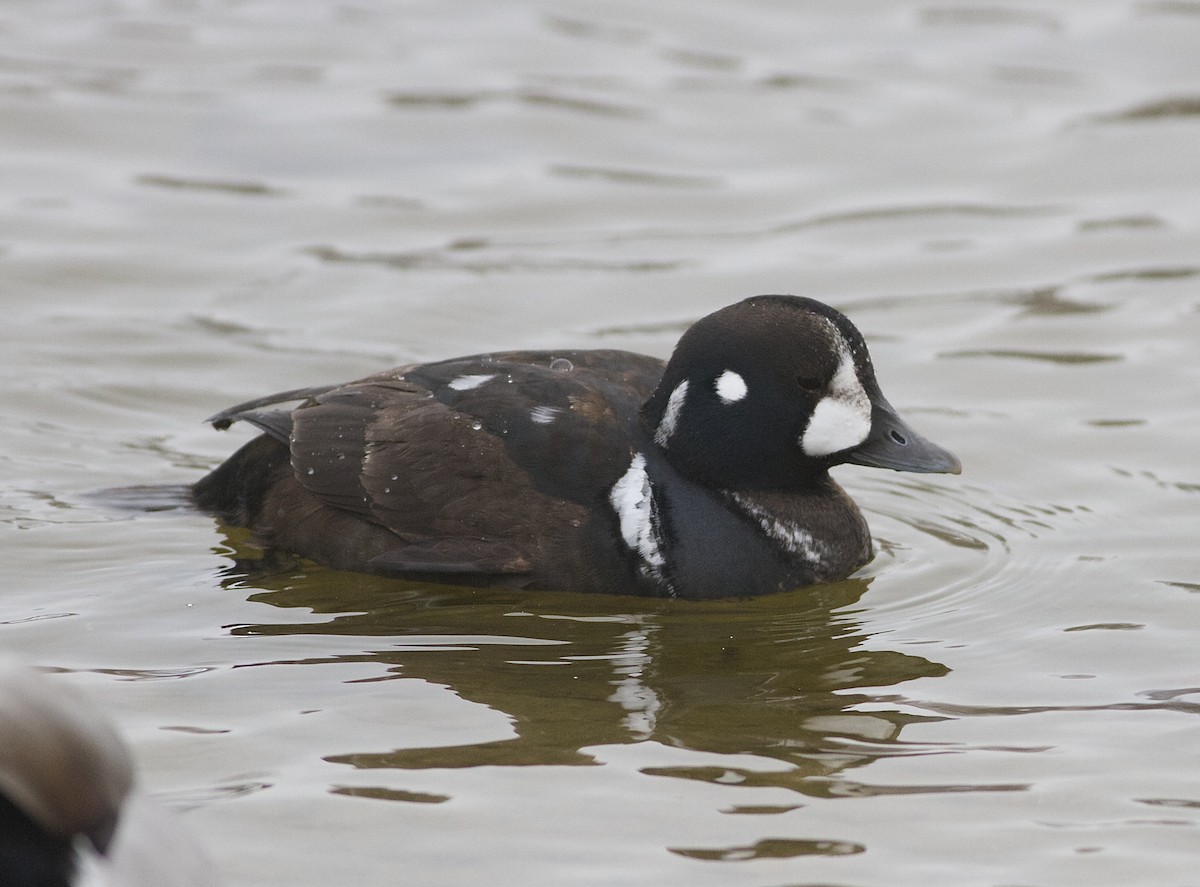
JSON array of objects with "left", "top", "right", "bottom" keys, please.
[
  {"left": 714, "top": 369, "right": 748, "bottom": 405},
  {"left": 448, "top": 373, "right": 496, "bottom": 391},
  {"left": 654, "top": 380, "right": 688, "bottom": 447},
  {"left": 529, "top": 405, "right": 561, "bottom": 425},
  {"left": 801, "top": 347, "right": 871, "bottom": 457}
]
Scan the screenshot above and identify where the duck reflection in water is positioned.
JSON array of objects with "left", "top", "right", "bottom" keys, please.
[{"left": 214, "top": 537, "right": 948, "bottom": 795}]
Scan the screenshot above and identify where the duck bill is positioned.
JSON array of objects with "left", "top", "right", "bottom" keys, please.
[
  {"left": 87, "top": 816, "right": 120, "bottom": 856},
  {"left": 843, "top": 397, "right": 961, "bottom": 474}
]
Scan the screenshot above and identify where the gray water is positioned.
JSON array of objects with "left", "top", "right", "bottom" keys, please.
[{"left": 2, "top": 2, "right": 1199, "bottom": 885}]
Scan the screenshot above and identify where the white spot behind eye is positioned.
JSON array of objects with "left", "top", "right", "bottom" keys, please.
[
  {"left": 448, "top": 373, "right": 496, "bottom": 391},
  {"left": 800, "top": 351, "right": 871, "bottom": 457},
  {"left": 714, "top": 369, "right": 748, "bottom": 405},
  {"left": 654, "top": 380, "right": 688, "bottom": 447}
]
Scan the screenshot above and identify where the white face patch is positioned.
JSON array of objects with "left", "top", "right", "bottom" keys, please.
[
  {"left": 714, "top": 369, "right": 748, "bottom": 405},
  {"left": 654, "top": 380, "right": 688, "bottom": 447},
  {"left": 609, "top": 453, "right": 670, "bottom": 589},
  {"left": 448, "top": 373, "right": 496, "bottom": 391},
  {"left": 800, "top": 350, "right": 872, "bottom": 457},
  {"left": 529, "top": 405, "right": 561, "bottom": 425}
]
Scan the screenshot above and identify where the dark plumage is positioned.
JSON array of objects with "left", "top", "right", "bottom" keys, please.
[{"left": 194, "top": 296, "right": 960, "bottom": 598}]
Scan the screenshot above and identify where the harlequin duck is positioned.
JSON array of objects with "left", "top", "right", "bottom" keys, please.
[{"left": 193, "top": 295, "right": 960, "bottom": 598}]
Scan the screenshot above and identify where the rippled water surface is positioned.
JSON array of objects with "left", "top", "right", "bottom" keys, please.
[{"left": 3, "top": 2, "right": 1199, "bottom": 885}]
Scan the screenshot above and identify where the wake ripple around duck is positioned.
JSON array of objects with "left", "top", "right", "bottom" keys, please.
[{"left": 847, "top": 473, "right": 1079, "bottom": 624}]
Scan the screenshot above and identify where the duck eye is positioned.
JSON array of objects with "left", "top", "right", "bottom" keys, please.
[{"left": 796, "top": 374, "right": 823, "bottom": 393}]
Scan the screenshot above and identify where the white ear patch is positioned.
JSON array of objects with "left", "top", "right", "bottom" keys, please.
[
  {"left": 654, "top": 380, "right": 688, "bottom": 447},
  {"left": 801, "top": 352, "right": 872, "bottom": 457},
  {"left": 714, "top": 370, "right": 748, "bottom": 405}
]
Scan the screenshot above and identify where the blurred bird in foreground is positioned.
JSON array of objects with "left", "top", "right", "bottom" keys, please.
[{"left": 0, "top": 660, "right": 219, "bottom": 887}]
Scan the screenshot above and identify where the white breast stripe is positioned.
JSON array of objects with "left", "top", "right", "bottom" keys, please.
[
  {"left": 609, "top": 453, "right": 671, "bottom": 590},
  {"left": 801, "top": 349, "right": 872, "bottom": 457}
]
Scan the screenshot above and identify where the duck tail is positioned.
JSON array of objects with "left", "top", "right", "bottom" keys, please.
[{"left": 192, "top": 433, "right": 291, "bottom": 527}]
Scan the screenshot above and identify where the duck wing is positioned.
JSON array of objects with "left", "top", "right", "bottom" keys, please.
[{"left": 219, "top": 350, "right": 662, "bottom": 579}]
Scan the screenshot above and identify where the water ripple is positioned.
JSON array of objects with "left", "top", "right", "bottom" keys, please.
[
  {"left": 669, "top": 836, "right": 865, "bottom": 860},
  {"left": 135, "top": 173, "right": 287, "bottom": 197},
  {"left": 940, "top": 348, "right": 1123, "bottom": 365},
  {"left": 1095, "top": 95, "right": 1200, "bottom": 122},
  {"left": 304, "top": 243, "right": 683, "bottom": 274},
  {"left": 855, "top": 473, "right": 1090, "bottom": 622}
]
